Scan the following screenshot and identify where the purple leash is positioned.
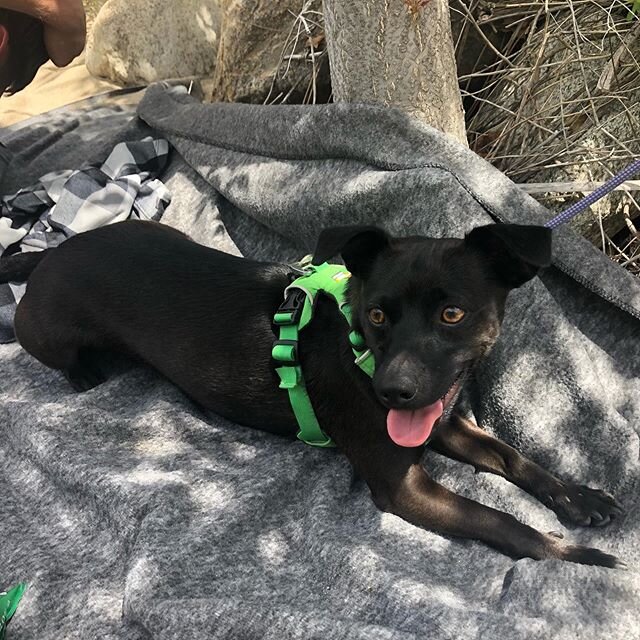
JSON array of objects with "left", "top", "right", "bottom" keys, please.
[{"left": 544, "top": 157, "right": 640, "bottom": 228}]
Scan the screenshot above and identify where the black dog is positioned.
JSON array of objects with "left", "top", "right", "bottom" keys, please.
[{"left": 0, "top": 220, "right": 624, "bottom": 568}]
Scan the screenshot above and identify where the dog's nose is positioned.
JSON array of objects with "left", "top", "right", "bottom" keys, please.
[{"left": 379, "top": 384, "right": 417, "bottom": 407}]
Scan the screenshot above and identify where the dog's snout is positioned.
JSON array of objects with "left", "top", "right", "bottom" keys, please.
[
  {"left": 379, "top": 383, "right": 417, "bottom": 408},
  {"left": 374, "top": 351, "right": 423, "bottom": 409}
]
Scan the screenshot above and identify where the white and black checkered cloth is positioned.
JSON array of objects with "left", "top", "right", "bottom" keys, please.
[{"left": 0, "top": 137, "right": 172, "bottom": 342}]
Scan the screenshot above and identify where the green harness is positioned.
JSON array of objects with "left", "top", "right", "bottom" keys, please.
[{"left": 271, "top": 262, "right": 375, "bottom": 447}]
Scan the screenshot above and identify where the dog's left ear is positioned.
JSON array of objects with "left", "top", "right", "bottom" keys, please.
[
  {"left": 465, "top": 223, "right": 552, "bottom": 288},
  {"left": 312, "top": 225, "right": 391, "bottom": 278}
]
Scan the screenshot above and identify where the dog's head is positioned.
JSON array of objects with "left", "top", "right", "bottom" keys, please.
[{"left": 313, "top": 223, "right": 552, "bottom": 447}]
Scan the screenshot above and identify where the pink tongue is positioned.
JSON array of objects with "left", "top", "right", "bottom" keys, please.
[{"left": 387, "top": 400, "right": 444, "bottom": 447}]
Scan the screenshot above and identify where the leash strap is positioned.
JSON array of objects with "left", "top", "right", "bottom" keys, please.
[
  {"left": 272, "top": 263, "right": 374, "bottom": 447},
  {"left": 545, "top": 157, "right": 640, "bottom": 228}
]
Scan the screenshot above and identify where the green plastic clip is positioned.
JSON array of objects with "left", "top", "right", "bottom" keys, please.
[
  {"left": 0, "top": 583, "right": 27, "bottom": 640},
  {"left": 273, "top": 311, "right": 295, "bottom": 325},
  {"left": 349, "top": 330, "right": 366, "bottom": 350},
  {"left": 272, "top": 341, "right": 298, "bottom": 363}
]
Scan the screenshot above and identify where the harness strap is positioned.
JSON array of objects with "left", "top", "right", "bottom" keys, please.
[{"left": 272, "top": 262, "right": 375, "bottom": 447}]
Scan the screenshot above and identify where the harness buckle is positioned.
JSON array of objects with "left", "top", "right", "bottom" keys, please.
[{"left": 273, "top": 289, "right": 307, "bottom": 326}]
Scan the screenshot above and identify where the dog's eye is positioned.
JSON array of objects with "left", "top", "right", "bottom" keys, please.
[
  {"left": 368, "top": 308, "right": 386, "bottom": 325},
  {"left": 441, "top": 306, "right": 465, "bottom": 325}
]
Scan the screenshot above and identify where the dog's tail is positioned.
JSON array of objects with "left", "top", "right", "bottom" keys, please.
[{"left": 0, "top": 250, "right": 50, "bottom": 283}]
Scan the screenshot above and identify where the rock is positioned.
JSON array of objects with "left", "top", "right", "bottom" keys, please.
[{"left": 86, "top": 0, "right": 221, "bottom": 85}]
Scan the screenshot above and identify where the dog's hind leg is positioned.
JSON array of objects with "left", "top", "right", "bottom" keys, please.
[
  {"left": 430, "top": 413, "right": 624, "bottom": 528},
  {"left": 14, "top": 298, "right": 107, "bottom": 391},
  {"left": 62, "top": 349, "right": 108, "bottom": 391}
]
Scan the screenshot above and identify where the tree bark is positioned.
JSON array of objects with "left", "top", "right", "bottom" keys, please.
[
  {"left": 209, "top": 0, "right": 329, "bottom": 105},
  {"left": 323, "top": 0, "right": 467, "bottom": 146}
]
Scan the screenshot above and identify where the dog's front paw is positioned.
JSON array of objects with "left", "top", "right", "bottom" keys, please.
[{"left": 543, "top": 484, "right": 624, "bottom": 527}]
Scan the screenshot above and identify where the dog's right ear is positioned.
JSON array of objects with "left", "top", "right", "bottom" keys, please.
[
  {"left": 465, "top": 223, "right": 552, "bottom": 289},
  {"left": 312, "top": 226, "right": 390, "bottom": 278}
]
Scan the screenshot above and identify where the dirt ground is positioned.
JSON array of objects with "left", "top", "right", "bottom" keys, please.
[{"left": 0, "top": 0, "right": 114, "bottom": 127}]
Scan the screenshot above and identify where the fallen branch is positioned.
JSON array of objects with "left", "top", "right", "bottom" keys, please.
[{"left": 518, "top": 180, "right": 640, "bottom": 194}]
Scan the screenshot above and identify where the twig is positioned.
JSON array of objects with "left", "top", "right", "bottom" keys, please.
[{"left": 518, "top": 179, "right": 640, "bottom": 193}]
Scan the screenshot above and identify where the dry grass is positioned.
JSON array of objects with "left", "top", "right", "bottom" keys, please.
[
  {"left": 263, "top": 0, "right": 328, "bottom": 105},
  {"left": 604, "top": 208, "right": 640, "bottom": 275},
  {"left": 456, "top": 1, "right": 639, "bottom": 176},
  {"left": 452, "top": 0, "right": 640, "bottom": 274}
]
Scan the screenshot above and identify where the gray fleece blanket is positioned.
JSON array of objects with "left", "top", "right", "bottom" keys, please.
[{"left": 1, "top": 85, "right": 639, "bottom": 640}]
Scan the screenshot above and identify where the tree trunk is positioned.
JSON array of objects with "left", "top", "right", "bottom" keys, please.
[
  {"left": 209, "top": 0, "right": 329, "bottom": 105},
  {"left": 323, "top": 0, "right": 467, "bottom": 146}
]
